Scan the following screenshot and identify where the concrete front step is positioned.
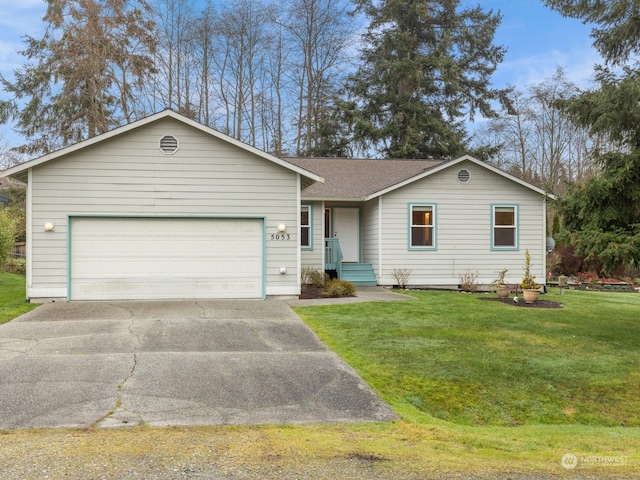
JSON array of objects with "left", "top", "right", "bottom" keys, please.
[{"left": 340, "top": 263, "right": 377, "bottom": 286}]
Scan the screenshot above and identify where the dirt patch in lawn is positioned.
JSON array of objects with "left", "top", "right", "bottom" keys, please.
[{"left": 478, "top": 297, "right": 563, "bottom": 308}]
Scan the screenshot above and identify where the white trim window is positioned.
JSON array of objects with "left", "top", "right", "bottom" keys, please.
[
  {"left": 492, "top": 205, "right": 518, "bottom": 249},
  {"left": 301, "top": 205, "right": 311, "bottom": 248},
  {"left": 409, "top": 204, "right": 436, "bottom": 249}
]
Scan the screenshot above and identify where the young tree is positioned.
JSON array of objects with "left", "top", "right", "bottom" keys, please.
[
  {"left": 0, "top": 0, "right": 157, "bottom": 155},
  {"left": 339, "top": 0, "right": 511, "bottom": 159},
  {"left": 543, "top": 0, "right": 640, "bottom": 275}
]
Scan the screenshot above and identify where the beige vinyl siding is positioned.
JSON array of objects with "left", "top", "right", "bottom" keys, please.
[
  {"left": 377, "top": 160, "right": 546, "bottom": 287},
  {"left": 30, "top": 117, "right": 300, "bottom": 298},
  {"left": 300, "top": 201, "right": 324, "bottom": 271}
]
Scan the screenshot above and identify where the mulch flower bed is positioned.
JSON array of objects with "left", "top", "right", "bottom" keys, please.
[
  {"left": 479, "top": 297, "right": 563, "bottom": 308},
  {"left": 299, "top": 287, "right": 325, "bottom": 299},
  {"left": 299, "top": 287, "right": 356, "bottom": 300}
]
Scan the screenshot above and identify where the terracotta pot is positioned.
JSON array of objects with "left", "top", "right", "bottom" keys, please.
[
  {"left": 522, "top": 289, "right": 540, "bottom": 304},
  {"left": 496, "top": 285, "right": 511, "bottom": 299}
]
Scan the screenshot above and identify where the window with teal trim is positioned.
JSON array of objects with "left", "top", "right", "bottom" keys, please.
[
  {"left": 301, "top": 205, "right": 311, "bottom": 248},
  {"left": 493, "top": 205, "right": 517, "bottom": 248},
  {"left": 410, "top": 204, "right": 435, "bottom": 248}
]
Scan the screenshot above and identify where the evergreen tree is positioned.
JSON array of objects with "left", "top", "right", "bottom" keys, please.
[
  {"left": 544, "top": 0, "right": 640, "bottom": 275},
  {"left": 543, "top": 0, "right": 640, "bottom": 66},
  {"left": 0, "top": 0, "right": 157, "bottom": 155},
  {"left": 339, "top": 0, "right": 510, "bottom": 159}
]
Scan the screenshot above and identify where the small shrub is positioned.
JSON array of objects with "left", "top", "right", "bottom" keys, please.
[
  {"left": 301, "top": 267, "right": 328, "bottom": 288},
  {"left": 391, "top": 268, "right": 412, "bottom": 289},
  {"left": 323, "top": 279, "right": 356, "bottom": 297},
  {"left": 490, "top": 268, "right": 508, "bottom": 291},
  {"left": 459, "top": 270, "right": 479, "bottom": 293},
  {"left": 0, "top": 210, "right": 17, "bottom": 269},
  {"left": 3, "top": 258, "right": 26, "bottom": 275},
  {"left": 519, "top": 249, "right": 540, "bottom": 290}
]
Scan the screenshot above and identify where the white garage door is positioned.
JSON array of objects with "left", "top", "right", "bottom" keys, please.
[{"left": 70, "top": 217, "right": 264, "bottom": 300}]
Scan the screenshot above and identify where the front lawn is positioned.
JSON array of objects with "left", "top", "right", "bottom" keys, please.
[
  {"left": 0, "top": 272, "right": 38, "bottom": 325},
  {"left": 294, "top": 289, "right": 640, "bottom": 427}
]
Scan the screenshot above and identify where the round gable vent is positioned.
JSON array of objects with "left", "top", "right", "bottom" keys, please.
[
  {"left": 457, "top": 169, "right": 470, "bottom": 183},
  {"left": 159, "top": 135, "right": 179, "bottom": 155}
]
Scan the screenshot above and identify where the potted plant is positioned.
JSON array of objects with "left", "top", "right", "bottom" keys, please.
[
  {"left": 491, "top": 268, "right": 511, "bottom": 298},
  {"left": 520, "top": 249, "right": 540, "bottom": 303}
]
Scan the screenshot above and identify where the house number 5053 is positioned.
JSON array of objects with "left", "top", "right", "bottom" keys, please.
[{"left": 270, "top": 233, "right": 291, "bottom": 240}]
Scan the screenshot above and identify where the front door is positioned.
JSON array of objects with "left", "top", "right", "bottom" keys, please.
[{"left": 333, "top": 208, "right": 359, "bottom": 262}]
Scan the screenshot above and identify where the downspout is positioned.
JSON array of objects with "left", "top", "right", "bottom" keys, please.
[
  {"left": 378, "top": 196, "right": 383, "bottom": 284},
  {"left": 26, "top": 168, "right": 33, "bottom": 301},
  {"left": 297, "top": 174, "right": 302, "bottom": 293},
  {"left": 542, "top": 196, "right": 548, "bottom": 286},
  {"left": 321, "top": 200, "right": 325, "bottom": 271}
]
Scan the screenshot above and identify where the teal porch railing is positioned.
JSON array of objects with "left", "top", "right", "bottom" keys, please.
[{"left": 324, "top": 238, "right": 343, "bottom": 279}]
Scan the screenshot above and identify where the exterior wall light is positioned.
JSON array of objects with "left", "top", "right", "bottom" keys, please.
[
  {"left": 277, "top": 224, "right": 287, "bottom": 232},
  {"left": 44, "top": 222, "right": 55, "bottom": 232}
]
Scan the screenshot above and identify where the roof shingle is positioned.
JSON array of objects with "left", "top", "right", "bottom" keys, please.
[{"left": 285, "top": 157, "right": 443, "bottom": 199}]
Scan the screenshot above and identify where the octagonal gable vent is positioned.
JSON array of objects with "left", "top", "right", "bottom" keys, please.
[
  {"left": 457, "top": 168, "right": 471, "bottom": 183},
  {"left": 159, "top": 135, "right": 179, "bottom": 155}
]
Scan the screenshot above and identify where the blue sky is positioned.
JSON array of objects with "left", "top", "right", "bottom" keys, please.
[
  {"left": 0, "top": 0, "right": 601, "bottom": 146},
  {"left": 479, "top": 0, "right": 600, "bottom": 89}
]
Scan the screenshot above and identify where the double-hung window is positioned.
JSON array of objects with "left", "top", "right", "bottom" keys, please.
[
  {"left": 492, "top": 205, "right": 518, "bottom": 249},
  {"left": 301, "top": 205, "right": 311, "bottom": 249},
  {"left": 409, "top": 204, "right": 436, "bottom": 249}
]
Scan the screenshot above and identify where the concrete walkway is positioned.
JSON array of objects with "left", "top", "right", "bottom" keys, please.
[
  {"left": 286, "top": 286, "right": 415, "bottom": 307},
  {"left": 0, "top": 297, "right": 399, "bottom": 430}
]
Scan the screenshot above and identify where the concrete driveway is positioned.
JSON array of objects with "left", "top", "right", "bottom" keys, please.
[{"left": 0, "top": 300, "right": 396, "bottom": 429}]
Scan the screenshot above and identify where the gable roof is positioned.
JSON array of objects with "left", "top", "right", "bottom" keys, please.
[
  {"left": 288, "top": 154, "right": 552, "bottom": 200},
  {"left": 0, "top": 110, "right": 323, "bottom": 187},
  {"left": 286, "top": 157, "right": 443, "bottom": 200}
]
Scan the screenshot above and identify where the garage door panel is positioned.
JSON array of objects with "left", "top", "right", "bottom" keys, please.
[
  {"left": 121, "top": 240, "right": 145, "bottom": 254},
  {"left": 70, "top": 218, "right": 263, "bottom": 300}
]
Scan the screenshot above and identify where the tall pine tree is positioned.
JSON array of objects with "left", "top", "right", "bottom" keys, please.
[
  {"left": 339, "top": 0, "right": 510, "bottom": 159},
  {"left": 544, "top": 0, "right": 640, "bottom": 275}
]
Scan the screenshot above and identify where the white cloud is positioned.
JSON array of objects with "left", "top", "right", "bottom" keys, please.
[{"left": 497, "top": 43, "right": 601, "bottom": 91}]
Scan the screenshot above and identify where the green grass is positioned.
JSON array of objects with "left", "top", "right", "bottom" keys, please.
[
  {"left": 0, "top": 272, "right": 38, "bottom": 325},
  {"left": 294, "top": 289, "right": 640, "bottom": 427}
]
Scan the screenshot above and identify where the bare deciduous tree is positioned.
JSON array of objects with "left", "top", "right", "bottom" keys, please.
[
  {"left": 0, "top": 0, "right": 157, "bottom": 155},
  {"left": 283, "top": 0, "right": 355, "bottom": 156},
  {"left": 472, "top": 68, "right": 600, "bottom": 194},
  {"left": 151, "top": 0, "right": 197, "bottom": 116}
]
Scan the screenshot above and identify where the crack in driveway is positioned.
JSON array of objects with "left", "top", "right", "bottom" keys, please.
[
  {"left": 1, "top": 300, "right": 397, "bottom": 429},
  {"left": 95, "top": 316, "right": 145, "bottom": 428}
]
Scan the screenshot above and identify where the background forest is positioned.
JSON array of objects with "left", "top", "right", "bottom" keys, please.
[{"left": 0, "top": 0, "right": 639, "bottom": 278}]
